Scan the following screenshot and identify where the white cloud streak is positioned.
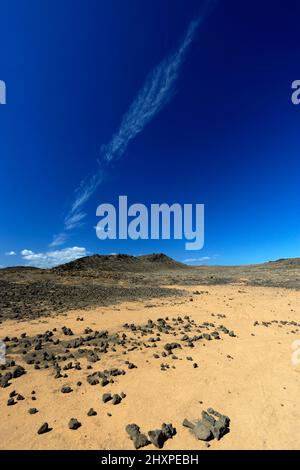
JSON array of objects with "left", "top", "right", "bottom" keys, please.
[
  {"left": 184, "top": 254, "right": 220, "bottom": 264},
  {"left": 184, "top": 256, "right": 211, "bottom": 263},
  {"left": 52, "top": 2, "right": 217, "bottom": 246},
  {"left": 5, "top": 251, "right": 16, "bottom": 256},
  {"left": 50, "top": 232, "right": 68, "bottom": 247},
  {"left": 21, "top": 247, "right": 88, "bottom": 268},
  {"left": 100, "top": 17, "right": 200, "bottom": 164}
]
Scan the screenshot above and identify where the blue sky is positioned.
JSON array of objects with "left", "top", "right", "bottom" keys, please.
[{"left": 0, "top": 0, "right": 300, "bottom": 267}]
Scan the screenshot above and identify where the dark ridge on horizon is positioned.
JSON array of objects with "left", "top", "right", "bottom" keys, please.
[
  {"left": 0, "top": 254, "right": 300, "bottom": 271},
  {"left": 267, "top": 257, "right": 300, "bottom": 266},
  {"left": 52, "top": 253, "right": 188, "bottom": 273}
]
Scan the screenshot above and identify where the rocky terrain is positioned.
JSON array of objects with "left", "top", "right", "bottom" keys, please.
[
  {"left": 0, "top": 254, "right": 299, "bottom": 322},
  {"left": 0, "top": 254, "right": 300, "bottom": 449}
]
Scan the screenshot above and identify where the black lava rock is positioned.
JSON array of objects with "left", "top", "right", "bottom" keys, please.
[
  {"left": 112, "top": 394, "right": 122, "bottom": 405},
  {"left": 183, "top": 408, "right": 230, "bottom": 442},
  {"left": 148, "top": 429, "right": 165, "bottom": 449},
  {"left": 125, "top": 423, "right": 150, "bottom": 449},
  {"left": 68, "top": 418, "right": 81, "bottom": 430},
  {"left": 102, "top": 393, "right": 112, "bottom": 403},
  {"left": 61, "top": 386, "right": 72, "bottom": 394},
  {"left": 37, "top": 423, "right": 50, "bottom": 435},
  {"left": 12, "top": 365, "right": 26, "bottom": 378},
  {"left": 148, "top": 422, "right": 176, "bottom": 449},
  {"left": 127, "top": 362, "right": 136, "bottom": 369}
]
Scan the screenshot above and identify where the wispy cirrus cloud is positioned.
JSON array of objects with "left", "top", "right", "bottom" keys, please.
[
  {"left": 51, "top": 1, "right": 217, "bottom": 246},
  {"left": 184, "top": 254, "right": 220, "bottom": 264},
  {"left": 50, "top": 232, "right": 68, "bottom": 248},
  {"left": 184, "top": 256, "right": 211, "bottom": 263}
]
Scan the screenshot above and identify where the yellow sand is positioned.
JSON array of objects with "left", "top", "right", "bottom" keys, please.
[{"left": 1, "top": 284, "right": 300, "bottom": 450}]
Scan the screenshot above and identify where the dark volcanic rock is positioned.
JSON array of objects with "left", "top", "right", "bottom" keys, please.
[
  {"left": 102, "top": 393, "right": 112, "bottom": 403},
  {"left": 87, "top": 375, "right": 99, "bottom": 386},
  {"left": 87, "top": 408, "right": 97, "bottom": 416},
  {"left": 62, "top": 326, "right": 74, "bottom": 336},
  {"left": 7, "top": 398, "right": 16, "bottom": 406},
  {"left": 61, "top": 386, "right": 72, "bottom": 394},
  {"left": 205, "top": 408, "right": 230, "bottom": 440},
  {"left": 37, "top": 422, "right": 51, "bottom": 435},
  {"left": 164, "top": 342, "right": 181, "bottom": 352},
  {"left": 112, "top": 394, "right": 122, "bottom": 405},
  {"left": 192, "top": 422, "right": 212, "bottom": 441},
  {"left": 68, "top": 418, "right": 81, "bottom": 430},
  {"left": 148, "top": 423, "right": 176, "bottom": 448},
  {"left": 148, "top": 429, "right": 165, "bottom": 448},
  {"left": 182, "top": 418, "right": 194, "bottom": 429},
  {"left": 162, "top": 423, "right": 176, "bottom": 439},
  {"left": 12, "top": 365, "right": 26, "bottom": 378},
  {"left": 0, "top": 373, "right": 12, "bottom": 388},
  {"left": 127, "top": 362, "right": 136, "bottom": 370},
  {"left": 183, "top": 408, "right": 230, "bottom": 442},
  {"left": 125, "top": 423, "right": 150, "bottom": 449}
]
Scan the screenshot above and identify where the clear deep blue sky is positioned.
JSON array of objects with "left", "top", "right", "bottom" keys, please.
[{"left": 0, "top": 0, "right": 300, "bottom": 267}]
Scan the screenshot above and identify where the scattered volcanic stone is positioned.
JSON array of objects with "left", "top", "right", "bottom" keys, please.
[
  {"left": 102, "top": 393, "right": 112, "bottom": 403},
  {"left": 112, "top": 394, "right": 122, "bottom": 405},
  {"left": 0, "top": 374, "right": 11, "bottom": 388},
  {"left": 148, "top": 429, "right": 165, "bottom": 448},
  {"left": 203, "top": 334, "right": 211, "bottom": 341},
  {"left": 164, "top": 343, "right": 181, "bottom": 352},
  {"left": 12, "top": 365, "right": 26, "bottom": 378},
  {"left": 192, "top": 422, "right": 212, "bottom": 441},
  {"left": 183, "top": 409, "right": 230, "bottom": 442},
  {"left": 68, "top": 418, "right": 81, "bottom": 430},
  {"left": 87, "top": 408, "right": 97, "bottom": 416},
  {"left": 148, "top": 423, "right": 176, "bottom": 448},
  {"left": 206, "top": 408, "right": 230, "bottom": 440},
  {"left": 126, "top": 424, "right": 150, "bottom": 449},
  {"left": 182, "top": 418, "right": 194, "bottom": 429},
  {"left": 17, "top": 393, "right": 25, "bottom": 400},
  {"left": 162, "top": 423, "right": 176, "bottom": 439},
  {"left": 28, "top": 408, "right": 38, "bottom": 414},
  {"left": 37, "top": 423, "right": 50, "bottom": 435},
  {"left": 62, "top": 326, "right": 73, "bottom": 336},
  {"left": 61, "top": 386, "right": 72, "bottom": 394},
  {"left": 87, "top": 375, "right": 99, "bottom": 386},
  {"left": 7, "top": 398, "right": 16, "bottom": 406},
  {"left": 127, "top": 362, "right": 136, "bottom": 369}
]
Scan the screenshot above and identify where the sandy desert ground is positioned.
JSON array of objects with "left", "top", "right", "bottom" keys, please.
[{"left": 1, "top": 281, "right": 300, "bottom": 450}]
